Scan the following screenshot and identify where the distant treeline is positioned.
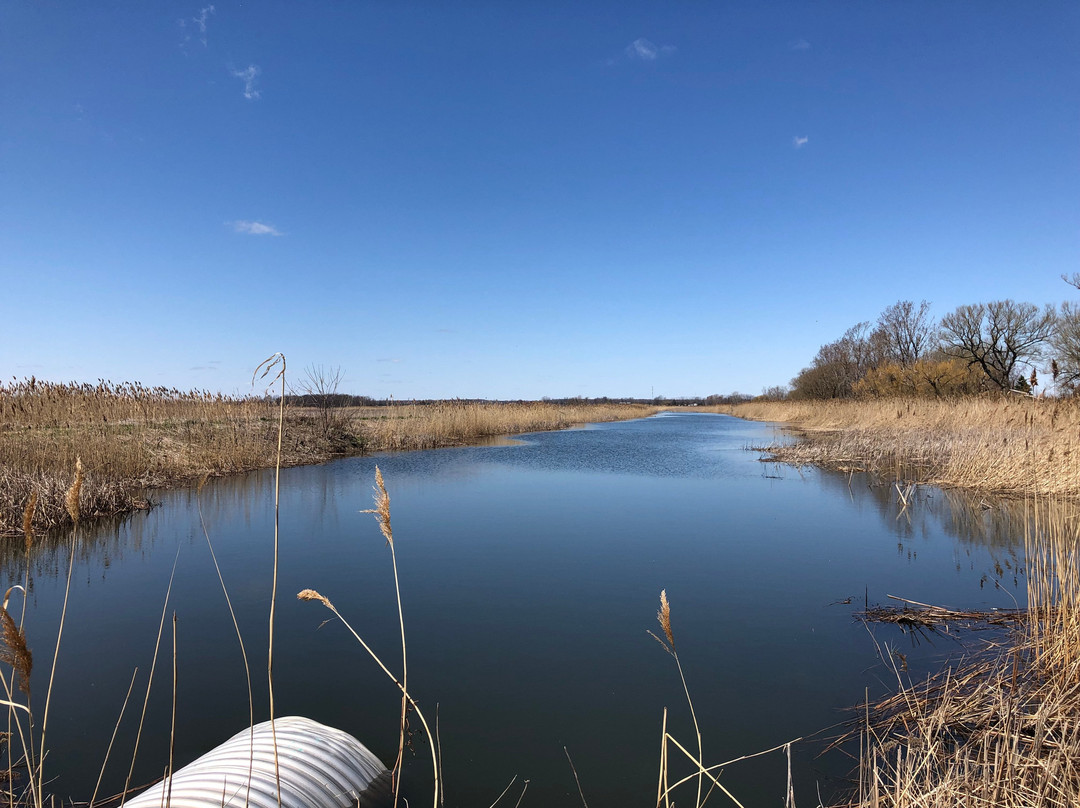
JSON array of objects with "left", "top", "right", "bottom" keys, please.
[
  {"left": 756, "top": 275, "right": 1080, "bottom": 401},
  {"left": 287, "top": 393, "right": 754, "bottom": 408}
]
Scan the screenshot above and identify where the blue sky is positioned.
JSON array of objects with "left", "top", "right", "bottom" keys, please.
[{"left": 3, "top": 2, "right": 1078, "bottom": 399}]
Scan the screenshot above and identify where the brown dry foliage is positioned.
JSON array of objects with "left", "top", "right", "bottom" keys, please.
[
  {"left": 0, "top": 378, "right": 657, "bottom": 534},
  {"left": 831, "top": 501, "right": 1080, "bottom": 807},
  {"left": 723, "top": 397, "right": 1080, "bottom": 499},
  {"left": 0, "top": 607, "right": 31, "bottom": 697}
]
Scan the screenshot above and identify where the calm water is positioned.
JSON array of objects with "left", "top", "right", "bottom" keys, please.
[{"left": 16, "top": 413, "right": 1028, "bottom": 806}]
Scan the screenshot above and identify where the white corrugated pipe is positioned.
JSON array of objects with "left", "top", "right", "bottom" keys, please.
[{"left": 124, "top": 716, "right": 392, "bottom": 808}]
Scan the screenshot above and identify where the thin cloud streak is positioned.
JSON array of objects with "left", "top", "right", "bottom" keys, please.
[
  {"left": 793, "top": 135, "right": 809, "bottom": 149},
  {"left": 194, "top": 6, "right": 215, "bottom": 46},
  {"left": 230, "top": 220, "right": 282, "bottom": 236},
  {"left": 623, "top": 38, "right": 676, "bottom": 62}
]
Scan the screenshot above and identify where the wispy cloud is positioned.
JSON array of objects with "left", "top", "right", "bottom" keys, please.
[
  {"left": 194, "top": 6, "right": 215, "bottom": 45},
  {"left": 377, "top": 358, "right": 402, "bottom": 364},
  {"left": 189, "top": 360, "right": 221, "bottom": 371},
  {"left": 623, "top": 37, "right": 676, "bottom": 62},
  {"left": 230, "top": 65, "right": 261, "bottom": 100},
  {"left": 179, "top": 5, "right": 215, "bottom": 48},
  {"left": 790, "top": 38, "right": 811, "bottom": 51},
  {"left": 230, "top": 220, "right": 282, "bottom": 236},
  {"left": 793, "top": 135, "right": 809, "bottom": 149}
]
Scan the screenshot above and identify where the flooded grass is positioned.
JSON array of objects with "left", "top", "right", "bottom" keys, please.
[{"left": 830, "top": 499, "right": 1080, "bottom": 807}]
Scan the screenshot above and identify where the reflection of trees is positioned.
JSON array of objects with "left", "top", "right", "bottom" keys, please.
[
  {"left": 812, "top": 464, "right": 1074, "bottom": 555},
  {"left": 3, "top": 462, "right": 358, "bottom": 588}
]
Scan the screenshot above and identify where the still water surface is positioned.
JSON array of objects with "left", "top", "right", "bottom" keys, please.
[{"left": 20, "top": 413, "right": 1026, "bottom": 805}]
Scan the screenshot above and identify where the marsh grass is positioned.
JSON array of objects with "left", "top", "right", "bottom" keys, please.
[
  {"left": 724, "top": 397, "right": 1080, "bottom": 498},
  {"left": 350, "top": 400, "right": 658, "bottom": 452},
  {"left": 1, "top": 377, "right": 657, "bottom": 535},
  {"left": 830, "top": 499, "right": 1080, "bottom": 807}
]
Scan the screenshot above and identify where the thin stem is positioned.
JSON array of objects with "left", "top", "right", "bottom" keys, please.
[
  {"left": 300, "top": 595, "right": 440, "bottom": 808},
  {"left": 120, "top": 545, "right": 181, "bottom": 808},
  {"left": 656, "top": 708, "right": 668, "bottom": 808},
  {"left": 89, "top": 667, "right": 139, "bottom": 808},
  {"left": 256, "top": 353, "right": 287, "bottom": 808},
  {"left": 389, "top": 539, "right": 408, "bottom": 808},
  {"left": 663, "top": 734, "right": 746, "bottom": 808},
  {"left": 38, "top": 524, "right": 77, "bottom": 804},
  {"left": 0, "top": 668, "right": 36, "bottom": 808},
  {"left": 563, "top": 746, "right": 589, "bottom": 808},
  {"left": 166, "top": 613, "right": 177, "bottom": 808},
  {"left": 198, "top": 482, "right": 255, "bottom": 807},
  {"left": 672, "top": 649, "right": 704, "bottom": 808}
]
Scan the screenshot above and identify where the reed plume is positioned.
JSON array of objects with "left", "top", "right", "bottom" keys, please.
[
  {"left": 658, "top": 590, "right": 674, "bottom": 648},
  {"left": 362, "top": 466, "right": 408, "bottom": 808},
  {"left": 0, "top": 608, "right": 31, "bottom": 697},
  {"left": 649, "top": 590, "right": 704, "bottom": 808},
  {"left": 64, "top": 458, "right": 82, "bottom": 524},
  {"left": 21, "top": 493, "right": 36, "bottom": 550},
  {"left": 367, "top": 467, "right": 393, "bottom": 546},
  {"left": 297, "top": 589, "right": 332, "bottom": 609}
]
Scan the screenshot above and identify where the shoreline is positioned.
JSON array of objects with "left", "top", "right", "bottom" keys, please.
[
  {"left": 705, "top": 397, "right": 1080, "bottom": 500},
  {"left": 5, "top": 401, "right": 661, "bottom": 537}
]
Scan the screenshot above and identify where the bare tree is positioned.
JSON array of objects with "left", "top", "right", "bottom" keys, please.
[
  {"left": 939, "top": 301, "right": 1056, "bottom": 391},
  {"left": 1051, "top": 302, "right": 1080, "bottom": 392},
  {"left": 872, "top": 300, "right": 935, "bottom": 366},
  {"left": 790, "top": 322, "right": 881, "bottom": 399},
  {"left": 295, "top": 364, "right": 347, "bottom": 435}
]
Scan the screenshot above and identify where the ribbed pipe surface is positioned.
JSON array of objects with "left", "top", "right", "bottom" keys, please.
[{"left": 124, "top": 716, "right": 392, "bottom": 808}]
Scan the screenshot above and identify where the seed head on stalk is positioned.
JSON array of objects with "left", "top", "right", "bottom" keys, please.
[
  {"left": 649, "top": 589, "right": 676, "bottom": 654},
  {"left": 363, "top": 467, "right": 394, "bottom": 547},
  {"left": 23, "top": 491, "right": 38, "bottom": 550},
  {"left": 65, "top": 457, "right": 83, "bottom": 524}
]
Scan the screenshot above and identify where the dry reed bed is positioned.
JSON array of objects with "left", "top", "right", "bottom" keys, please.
[
  {"left": 1, "top": 379, "right": 656, "bottom": 535},
  {"left": 725, "top": 398, "right": 1080, "bottom": 498},
  {"left": 832, "top": 502, "right": 1080, "bottom": 807},
  {"left": 352, "top": 400, "right": 656, "bottom": 451}
]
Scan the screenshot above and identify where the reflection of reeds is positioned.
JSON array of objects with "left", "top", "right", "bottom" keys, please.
[
  {"left": 724, "top": 397, "right": 1080, "bottom": 498},
  {"left": 832, "top": 499, "right": 1080, "bottom": 807}
]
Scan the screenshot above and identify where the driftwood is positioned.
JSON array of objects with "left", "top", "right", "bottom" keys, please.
[{"left": 856, "top": 595, "right": 1027, "bottom": 630}]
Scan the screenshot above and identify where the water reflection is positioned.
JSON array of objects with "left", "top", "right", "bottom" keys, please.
[{"left": 2, "top": 413, "right": 1058, "bottom": 807}]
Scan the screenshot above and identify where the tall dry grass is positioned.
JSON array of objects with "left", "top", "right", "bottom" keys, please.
[
  {"left": 352, "top": 400, "right": 658, "bottom": 451},
  {"left": 1, "top": 378, "right": 658, "bottom": 535},
  {"left": 0, "top": 379, "right": 289, "bottom": 535},
  {"left": 724, "top": 397, "right": 1080, "bottom": 498},
  {"left": 835, "top": 499, "right": 1080, "bottom": 807}
]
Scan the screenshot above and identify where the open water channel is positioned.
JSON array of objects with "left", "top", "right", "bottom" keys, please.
[{"left": 13, "top": 412, "right": 1028, "bottom": 806}]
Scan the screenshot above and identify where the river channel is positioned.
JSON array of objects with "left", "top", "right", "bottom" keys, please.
[{"left": 13, "top": 412, "right": 1027, "bottom": 805}]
